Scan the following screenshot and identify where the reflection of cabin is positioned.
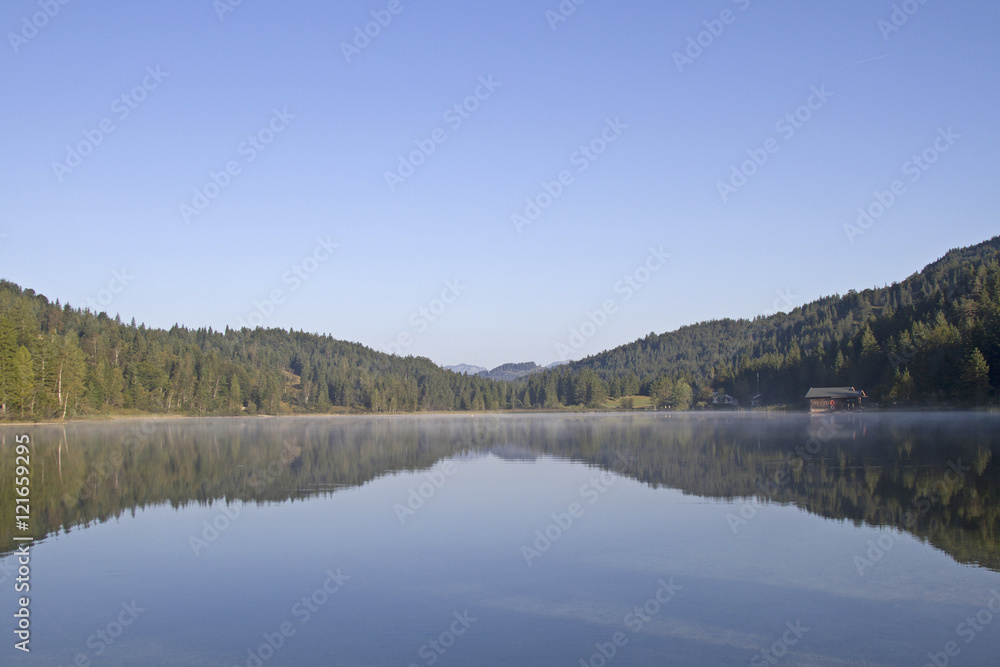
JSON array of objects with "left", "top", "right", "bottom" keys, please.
[
  {"left": 805, "top": 387, "right": 866, "bottom": 413},
  {"left": 711, "top": 392, "right": 739, "bottom": 408}
]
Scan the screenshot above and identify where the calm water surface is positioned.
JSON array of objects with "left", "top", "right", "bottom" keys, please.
[{"left": 2, "top": 412, "right": 999, "bottom": 666}]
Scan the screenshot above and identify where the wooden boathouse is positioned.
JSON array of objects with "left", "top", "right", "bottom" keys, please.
[{"left": 805, "top": 387, "right": 866, "bottom": 412}]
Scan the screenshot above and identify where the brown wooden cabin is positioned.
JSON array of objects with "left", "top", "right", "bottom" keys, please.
[{"left": 805, "top": 387, "right": 866, "bottom": 412}]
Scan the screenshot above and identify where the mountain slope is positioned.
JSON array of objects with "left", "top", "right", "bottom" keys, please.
[
  {"left": 0, "top": 281, "right": 513, "bottom": 419},
  {"left": 561, "top": 235, "right": 1000, "bottom": 406}
]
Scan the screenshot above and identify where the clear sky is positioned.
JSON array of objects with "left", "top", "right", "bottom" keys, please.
[{"left": 1, "top": 0, "right": 997, "bottom": 369}]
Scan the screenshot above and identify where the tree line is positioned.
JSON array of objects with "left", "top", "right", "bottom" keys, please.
[
  {"left": 564, "top": 235, "right": 1000, "bottom": 408},
  {"left": 0, "top": 236, "right": 997, "bottom": 420}
]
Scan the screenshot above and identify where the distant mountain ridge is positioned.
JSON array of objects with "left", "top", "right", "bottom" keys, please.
[
  {"left": 446, "top": 360, "right": 571, "bottom": 382},
  {"left": 444, "top": 364, "right": 488, "bottom": 376}
]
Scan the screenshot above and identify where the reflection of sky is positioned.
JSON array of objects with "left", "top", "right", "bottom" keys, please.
[{"left": 4, "top": 453, "right": 999, "bottom": 666}]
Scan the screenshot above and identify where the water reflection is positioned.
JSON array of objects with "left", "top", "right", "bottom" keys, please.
[{"left": 3, "top": 412, "right": 998, "bottom": 570}]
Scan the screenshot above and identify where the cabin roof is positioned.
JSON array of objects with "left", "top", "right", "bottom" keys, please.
[{"left": 805, "top": 387, "right": 866, "bottom": 399}]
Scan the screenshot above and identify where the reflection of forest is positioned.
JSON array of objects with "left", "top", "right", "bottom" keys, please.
[{"left": 2, "top": 413, "right": 998, "bottom": 570}]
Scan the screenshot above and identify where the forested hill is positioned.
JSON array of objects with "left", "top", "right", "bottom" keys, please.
[
  {"left": 562, "top": 235, "right": 1000, "bottom": 407},
  {"left": 1, "top": 235, "right": 998, "bottom": 421},
  {"left": 0, "top": 282, "right": 513, "bottom": 420}
]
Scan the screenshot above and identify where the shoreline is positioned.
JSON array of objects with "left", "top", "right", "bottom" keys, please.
[{"left": 0, "top": 405, "right": 996, "bottom": 427}]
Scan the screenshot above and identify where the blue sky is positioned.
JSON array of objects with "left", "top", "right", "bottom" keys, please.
[{"left": 1, "top": 0, "right": 997, "bottom": 369}]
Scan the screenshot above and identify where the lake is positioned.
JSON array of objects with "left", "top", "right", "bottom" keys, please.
[{"left": 2, "top": 412, "right": 999, "bottom": 666}]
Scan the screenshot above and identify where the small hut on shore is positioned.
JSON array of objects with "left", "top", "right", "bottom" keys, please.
[{"left": 805, "top": 387, "right": 866, "bottom": 412}]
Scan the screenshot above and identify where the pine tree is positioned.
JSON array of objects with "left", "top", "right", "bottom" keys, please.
[
  {"left": 0, "top": 317, "right": 16, "bottom": 416},
  {"left": 960, "top": 348, "right": 990, "bottom": 405},
  {"left": 12, "top": 346, "right": 34, "bottom": 418}
]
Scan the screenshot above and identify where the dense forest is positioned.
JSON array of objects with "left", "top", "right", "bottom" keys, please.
[
  {"left": 0, "top": 284, "right": 517, "bottom": 419},
  {"left": 556, "top": 234, "right": 1000, "bottom": 408},
  {"left": 0, "top": 236, "right": 997, "bottom": 421}
]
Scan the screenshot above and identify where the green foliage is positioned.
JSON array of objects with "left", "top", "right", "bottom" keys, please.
[
  {"left": 0, "top": 281, "right": 519, "bottom": 420},
  {"left": 568, "top": 236, "right": 1000, "bottom": 408},
  {"left": 1, "top": 235, "right": 997, "bottom": 419}
]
